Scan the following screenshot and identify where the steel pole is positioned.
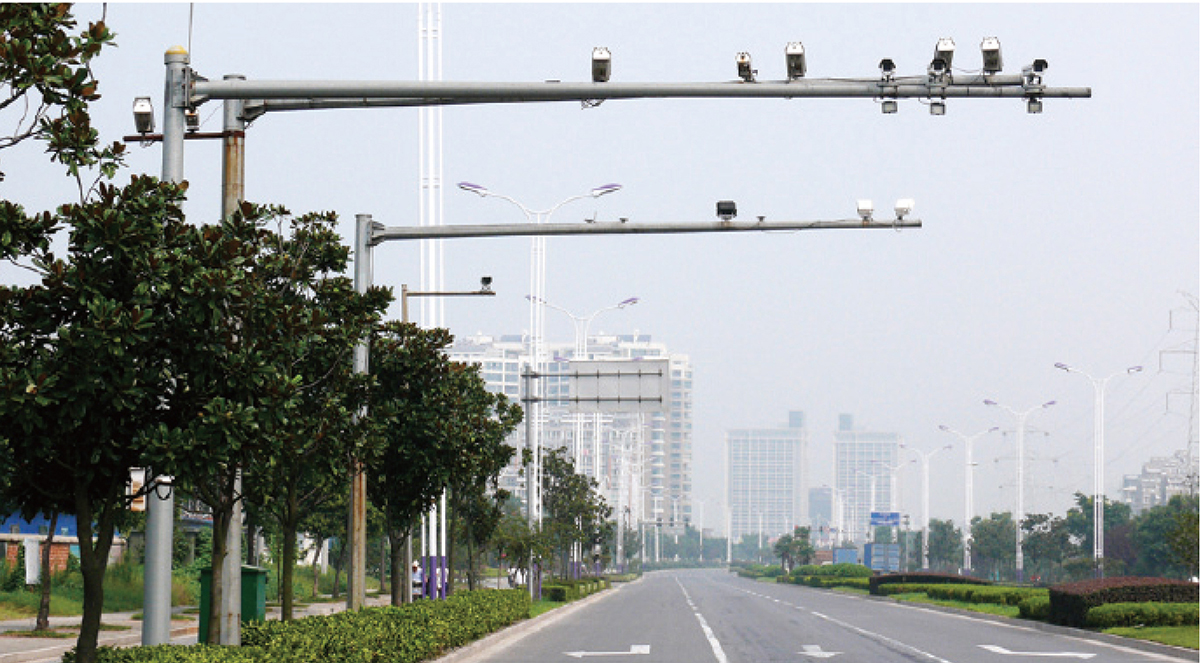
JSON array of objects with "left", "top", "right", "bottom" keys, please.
[
  {"left": 218, "top": 77, "right": 246, "bottom": 645},
  {"left": 142, "top": 44, "right": 189, "bottom": 647},
  {"left": 348, "top": 214, "right": 374, "bottom": 610}
]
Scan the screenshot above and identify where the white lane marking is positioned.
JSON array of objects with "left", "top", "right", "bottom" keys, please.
[
  {"left": 979, "top": 645, "right": 1095, "bottom": 659},
  {"left": 809, "top": 611, "right": 957, "bottom": 663},
  {"left": 675, "top": 577, "right": 729, "bottom": 663},
  {"left": 563, "top": 644, "right": 651, "bottom": 658},
  {"left": 799, "top": 644, "right": 842, "bottom": 658}
]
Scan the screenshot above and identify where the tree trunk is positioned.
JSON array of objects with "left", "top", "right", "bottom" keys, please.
[
  {"left": 35, "top": 511, "right": 58, "bottom": 632},
  {"left": 311, "top": 535, "right": 325, "bottom": 599},
  {"left": 72, "top": 482, "right": 116, "bottom": 663},
  {"left": 205, "top": 488, "right": 233, "bottom": 645},
  {"left": 388, "top": 527, "right": 404, "bottom": 606},
  {"left": 280, "top": 483, "right": 299, "bottom": 621}
]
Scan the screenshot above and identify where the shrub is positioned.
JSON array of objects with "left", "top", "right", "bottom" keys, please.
[
  {"left": 926, "top": 585, "right": 1045, "bottom": 606},
  {"left": 868, "top": 572, "right": 989, "bottom": 595},
  {"left": 1048, "top": 577, "right": 1199, "bottom": 628},
  {"left": 1018, "top": 596, "right": 1051, "bottom": 621},
  {"left": 1085, "top": 602, "right": 1200, "bottom": 629}
]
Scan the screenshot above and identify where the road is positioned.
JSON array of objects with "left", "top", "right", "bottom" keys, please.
[{"left": 466, "top": 569, "right": 1193, "bottom": 663}]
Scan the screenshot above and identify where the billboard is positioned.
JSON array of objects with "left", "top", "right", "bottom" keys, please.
[{"left": 567, "top": 359, "right": 669, "bottom": 414}]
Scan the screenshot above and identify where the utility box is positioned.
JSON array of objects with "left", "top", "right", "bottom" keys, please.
[{"left": 198, "top": 565, "right": 268, "bottom": 640}]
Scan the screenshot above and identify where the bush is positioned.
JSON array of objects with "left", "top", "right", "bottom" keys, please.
[
  {"left": 1018, "top": 596, "right": 1051, "bottom": 621},
  {"left": 868, "top": 572, "right": 989, "bottom": 595},
  {"left": 1048, "top": 577, "right": 1200, "bottom": 628},
  {"left": 66, "top": 589, "right": 530, "bottom": 663},
  {"left": 926, "top": 585, "right": 1046, "bottom": 607},
  {"left": 1085, "top": 602, "right": 1200, "bottom": 629}
]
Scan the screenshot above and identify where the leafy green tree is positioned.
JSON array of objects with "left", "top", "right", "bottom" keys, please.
[
  {"left": 1132, "top": 495, "right": 1196, "bottom": 579},
  {"left": 971, "top": 512, "right": 1016, "bottom": 581},
  {"left": 1065, "top": 491, "right": 1132, "bottom": 559},
  {"left": 540, "top": 447, "right": 611, "bottom": 578},
  {"left": 1021, "top": 513, "right": 1074, "bottom": 583},
  {"left": 1166, "top": 494, "right": 1198, "bottom": 577},
  {"left": 926, "top": 519, "right": 963, "bottom": 572}
]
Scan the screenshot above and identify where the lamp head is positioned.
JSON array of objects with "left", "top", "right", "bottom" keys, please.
[
  {"left": 591, "top": 183, "right": 622, "bottom": 197},
  {"left": 1054, "top": 362, "right": 1072, "bottom": 371},
  {"left": 458, "top": 181, "right": 488, "bottom": 196},
  {"left": 619, "top": 297, "right": 639, "bottom": 307},
  {"left": 1127, "top": 366, "right": 1144, "bottom": 374}
]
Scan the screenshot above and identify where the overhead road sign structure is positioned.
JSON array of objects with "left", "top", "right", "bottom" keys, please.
[
  {"left": 567, "top": 360, "right": 670, "bottom": 414},
  {"left": 869, "top": 511, "right": 901, "bottom": 527}
]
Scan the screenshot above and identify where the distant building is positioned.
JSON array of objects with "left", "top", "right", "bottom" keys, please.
[
  {"left": 448, "top": 333, "right": 693, "bottom": 529},
  {"left": 833, "top": 414, "right": 901, "bottom": 544},
  {"left": 1121, "top": 449, "right": 1198, "bottom": 514},
  {"left": 726, "top": 411, "right": 809, "bottom": 542},
  {"left": 808, "top": 485, "right": 834, "bottom": 547}
]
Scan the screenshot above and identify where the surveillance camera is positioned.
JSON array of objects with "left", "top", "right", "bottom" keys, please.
[
  {"left": 716, "top": 200, "right": 737, "bottom": 221},
  {"left": 736, "top": 52, "right": 755, "bottom": 82},
  {"left": 785, "top": 42, "right": 806, "bottom": 80},
  {"left": 481, "top": 276, "right": 493, "bottom": 291},
  {"left": 592, "top": 47, "right": 611, "bottom": 83},
  {"left": 980, "top": 37, "right": 1003, "bottom": 74},
  {"left": 894, "top": 198, "right": 915, "bottom": 219},
  {"left": 933, "top": 37, "right": 956, "bottom": 70},
  {"left": 879, "top": 58, "right": 896, "bottom": 80},
  {"left": 856, "top": 199, "right": 874, "bottom": 221},
  {"left": 133, "top": 96, "right": 155, "bottom": 134}
]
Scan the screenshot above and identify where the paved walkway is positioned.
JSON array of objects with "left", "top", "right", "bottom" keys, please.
[{"left": 0, "top": 595, "right": 393, "bottom": 663}]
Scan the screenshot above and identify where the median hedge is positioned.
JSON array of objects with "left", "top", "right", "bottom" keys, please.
[
  {"left": 1084, "top": 602, "right": 1200, "bottom": 628},
  {"left": 868, "top": 572, "right": 989, "bottom": 595},
  {"left": 64, "top": 589, "right": 531, "bottom": 663},
  {"left": 1048, "top": 577, "right": 1199, "bottom": 628}
]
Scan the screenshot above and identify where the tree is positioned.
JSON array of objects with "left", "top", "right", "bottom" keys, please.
[
  {"left": 970, "top": 513, "right": 1015, "bottom": 581},
  {"left": 1021, "top": 513, "right": 1074, "bottom": 583},
  {"left": 926, "top": 519, "right": 963, "bottom": 572},
  {"left": 540, "top": 447, "right": 611, "bottom": 578},
  {"left": 1132, "top": 495, "right": 1196, "bottom": 579},
  {"left": 1064, "top": 491, "right": 1132, "bottom": 558},
  {"left": 1166, "top": 494, "right": 1198, "bottom": 577}
]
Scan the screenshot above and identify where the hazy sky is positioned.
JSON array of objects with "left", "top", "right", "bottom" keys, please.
[{"left": 3, "top": 3, "right": 1197, "bottom": 532}]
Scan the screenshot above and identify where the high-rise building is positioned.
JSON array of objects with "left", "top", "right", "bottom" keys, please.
[
  {"left": 833, "top": 414, "right": 901, "bottom": 544},
  {"left": 726, "top": 411, "right": 809, "bottom": 542},
  {"left": 1121, "top": 449, "right": 1198, "bottom": 514},
  {"left": 447, "top": 333, "right": 693, "bottom": 528}
]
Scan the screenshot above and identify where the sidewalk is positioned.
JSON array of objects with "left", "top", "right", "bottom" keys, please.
[{"left": 0, "top": 595, "right": 393, "bottom": 663}]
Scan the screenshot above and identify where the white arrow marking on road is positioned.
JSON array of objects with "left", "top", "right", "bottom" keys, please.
[
  {"left": 798, "top": 644, "right": 842, "bottom": 658},
  {"left": 979, "top": 645, "right": 1096, "bottom": 659},
  {"left": 564, "top": 645, "right": 651, "bottom": 658}
]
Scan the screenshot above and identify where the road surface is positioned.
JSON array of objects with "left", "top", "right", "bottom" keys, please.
[{"left": 467, "top": 569, "right": 1193, "bottom": 663}]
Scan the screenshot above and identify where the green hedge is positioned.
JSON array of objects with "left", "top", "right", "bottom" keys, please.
[
  {"left": 65, "top": 589, "right": 530, "bottom": 663},
  {"left": 925, "top": 585, "right": 1047, "bottom": 607},
  {"left": 787, "top": 576, "right": 871, "bottom": 590},
  {"left": 1084, "top": 602, "right": 1200, "bottom": 629},
  {"left": 1018, "top": 596, "right": 1051, "bottom": 621},
  {"left": 1048, "top": 577, "right": 1199, "bottom": 628},
  {"left": 868, "top": 573, "right": 989, "bottom": 595},
  {"left": 792, "top": 563, "right": 874, "bottom": 579}
]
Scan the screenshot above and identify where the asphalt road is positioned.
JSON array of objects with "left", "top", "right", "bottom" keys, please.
[{"left": 465, "top": 569, "right": 1195, "bottom": 663}]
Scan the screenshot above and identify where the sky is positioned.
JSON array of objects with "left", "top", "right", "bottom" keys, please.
[{"left": 2, "top": 2, "right": 1197, "bottom": 534}]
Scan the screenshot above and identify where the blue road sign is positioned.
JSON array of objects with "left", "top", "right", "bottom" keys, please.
[{"left": 869, "top": 511, "right": 901, "bottom": 527}]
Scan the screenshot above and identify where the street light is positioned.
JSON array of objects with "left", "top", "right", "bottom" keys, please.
[
  {"left": 1054, "top": 362, "right": 1143, "bottom": 578},
  {"left": 900, "top": 444, "right": 952, "bottom": 569},
  {"left": 458, "top": 181, "right": 623, "bottom": 530},
  {"left": 984, "top": 399, "right": 1055, "bottom": 583},
  {"left": 939, "top": 424, "right": 999, "bottom": 573}
]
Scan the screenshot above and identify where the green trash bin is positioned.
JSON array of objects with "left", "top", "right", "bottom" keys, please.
[{"left": 198, "top": 565, "right": 268, "bottom": 640}]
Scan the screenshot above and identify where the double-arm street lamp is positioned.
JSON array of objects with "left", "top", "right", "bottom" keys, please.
[
  {"left": 458, "top": 182, "right": 623, "bottom": 529},
  {"left": 900, "top": 444, "right": 952, "bottom": 569},
  {"left": 1054, "top": 362, "right": 1142, "bottom": 578},
  {"left": 984, "top": 399, "right": 1055, "bottom": 583},
  {"left": 938, "top": 424, "right": 998, "bottom": 573}
]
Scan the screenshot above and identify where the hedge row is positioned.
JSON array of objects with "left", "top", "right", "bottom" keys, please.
[
  {"left": 1084, "top": 602, "right": 1200, "bottom": 629},
  {"left": 1048, "top": 577, "right": 1199, "bottom": 627},
  {"left": 64, "top": 589, "right": 531, "bottom": 663},
  {"left": 791, "top": 563, "right": 874, "bottom": 579},
  {"left": 868, "top": 572, "right": 990, "bottom": 595},
  {"left": 784, "top": 575, "right": 871, "bottom": 590},
  {"left": 1018, "top": 596, "right": 1051, "bottom": 621},
  {"left": 925, "top": 585, "right": 1047, "bottom": 607},
  {"left": 543, "top": 579, "right": 609, "bottom": 602}
]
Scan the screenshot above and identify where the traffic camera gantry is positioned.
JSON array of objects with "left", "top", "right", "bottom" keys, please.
[{"left": 129, "top": 35, "right": 1090, "bottom": 646}]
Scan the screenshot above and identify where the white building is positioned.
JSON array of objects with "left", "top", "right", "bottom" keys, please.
[
  {"left": 447, "top": 333, "right": 693, "bottom": 529},
  {"left": 1121, "top": 449, "right": 1198, "bottom": 514},
  {"left": 833, "top": 414, "right": 901, "bottom": 544},
  {"left": 726, "top": 411, "right": 809, "bottom": 542}
]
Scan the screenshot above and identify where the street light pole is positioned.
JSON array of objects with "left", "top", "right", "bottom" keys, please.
[
  {"left": 900, "top": 444, "right": 952, "bottom": 569},
  {"left": 459, "top": 182, "right": 623, "bottom": 533},
  {"left": 938, "top": 425, "right": 998, "bottom": 573},
  {"left": 1054, "top": 363, "right": 1142, "bottom": 578},
  {"left": 984, "top": 399, "right": 1055, "bottom": 583}
]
